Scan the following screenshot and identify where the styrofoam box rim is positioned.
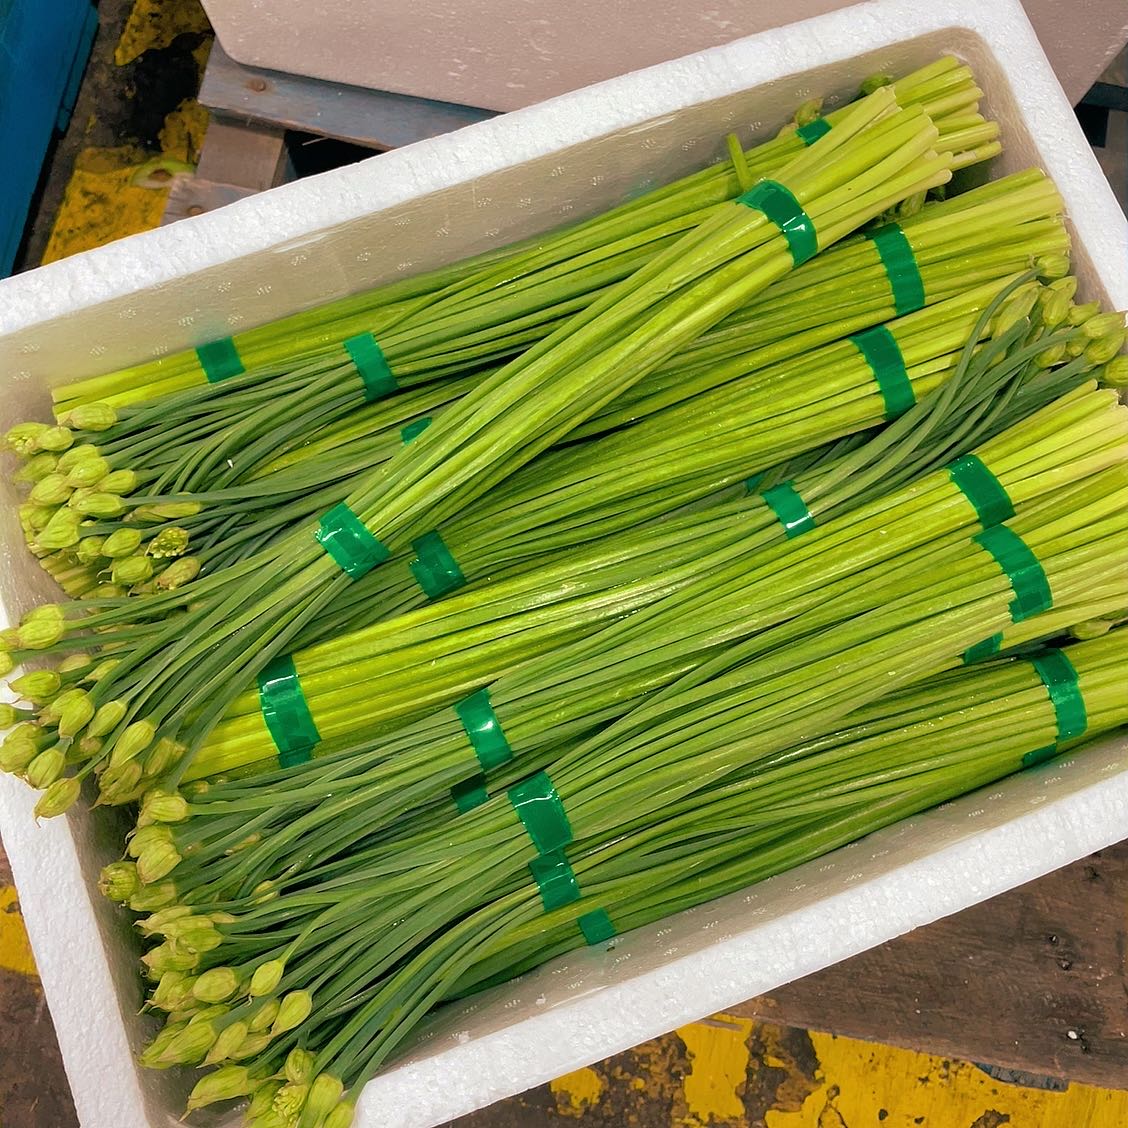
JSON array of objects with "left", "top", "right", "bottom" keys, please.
[{"left": 1, "top": 1, "right": 1126, "bottom": 1126}]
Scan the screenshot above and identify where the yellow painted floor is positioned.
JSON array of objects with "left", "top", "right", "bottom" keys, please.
[{"left": 3, "top": 2, "right": 1127, "bottom": 1126}]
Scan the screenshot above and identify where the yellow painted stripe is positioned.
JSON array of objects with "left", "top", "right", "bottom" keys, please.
[
  {"left": 766, "top": 1027, "right": 1128, "bottom": 1128},
  {"left": 0, "top": 885, "right": 39, "bottom": 977},
  {"left": 549, "top": 1065, "right": 605, "bottom": 1114},
  {"left": 679, "top": 1014, "right": 756, "bottom": 1122}
]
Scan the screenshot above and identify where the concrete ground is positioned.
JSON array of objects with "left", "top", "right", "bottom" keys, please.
[{"left": 1, "top": 2, "right": 1126, "bottom": 1126}]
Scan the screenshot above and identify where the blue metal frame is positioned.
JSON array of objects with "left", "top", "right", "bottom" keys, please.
[{"left": 0, "top": 0, "right": 97, "bottom": 275}]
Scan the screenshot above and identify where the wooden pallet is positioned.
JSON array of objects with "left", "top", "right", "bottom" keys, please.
[{"left": 163, "top": 42, "right": 497, "bottom": 223}]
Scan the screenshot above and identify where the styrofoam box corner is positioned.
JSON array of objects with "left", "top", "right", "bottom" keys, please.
[{"left": 1, "top": 2, "right": 1126, "bottom": 1126}]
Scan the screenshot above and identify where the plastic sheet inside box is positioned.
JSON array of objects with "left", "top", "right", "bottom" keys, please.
[{"left": 0, "top": 1, "right": 1126, "bottom": 1126}]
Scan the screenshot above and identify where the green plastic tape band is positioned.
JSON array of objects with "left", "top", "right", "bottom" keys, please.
[
  {"left": 962, "top": 633, "right": 1003, "bottom": 665},
  {"left": 401, "top": 417, "right": 432, "bottom": 443},
  {"left": 737, "top": 179, "right": 818, "bottom": 266},
  {"left": 972, "top": 525, "right": 1053, "bottom": 622},
  {"left": 197, "top": 338, "right": 244, "bottom": 383},
  {"left": 796, "top": 118, "right": 831, "bottom": 145},
  {"left": 761, "top": 480, "right": 815, "bottom": 538},
  {"left": 451, "top": 777, "right": 489, "bottom": 813},
  {"left": 948, "top": 454, "right": 1015, "bottom": 529},
  {"left": 410, "top": 530, "right": 468, "bottom": 599},
  {"left": 315, "top": 502, "right": 390, "bottom": 579},
  {"left": 851, "top": 326, "right": 915, "bottom": 419},
  {"left": 257, "top": 654, "right": 320, "bottom": 767},
  {"left": 509, "top": 770, "right": 572, "bottom": 856},
  {"left": 455, "top": 687, "right": 512, "bottom": 774},
  {"left": 579, "top": 908, "right": 618, "bottom": 945},
  {"left": 1022, "top": 648, "right": 1088, "bottom": 772},
  {"left": 744, "top": 471, "right": 765, "bottom": 494},
  {"left": 529, "top": 850, "right": 582, "bottom": 912},
  {"left": 344, "top": 333, "right": 398, "bottom": 402},
  {"left": 866, "top": 224, "right": 926, "bottom": 316}
]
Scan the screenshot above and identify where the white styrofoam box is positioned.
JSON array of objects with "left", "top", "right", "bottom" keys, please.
[
  {"left": 198, "top": 0, "right": 1128, "bottom": 110},
  {"left": 1, "top": 1, "right": 1126, "bottom": 1125}
]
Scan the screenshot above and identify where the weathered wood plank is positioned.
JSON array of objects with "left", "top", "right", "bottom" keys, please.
[
  {"left": 195, "top": 118, "right": 291, "bottom": 191},
  {"left": 160, "top": 175, "right": 259, "bottom": 225},
  {"left": 198, "top": 42, "right": 497, "bottom": 151},
  {"left": 735, "top": 841, "right": 1128, "bottom": 1089}
]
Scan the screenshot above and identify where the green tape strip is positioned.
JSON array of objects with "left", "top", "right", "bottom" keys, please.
[
  {"left": 455, "top": 688, "right": 512, "bottom": 773},
  {"left": 737, "top": 179, "right": 818, "bottom": 266},
  {"left": 973, "top": 525, "right": 1053, "bottom": 622},
  {"left": 948, "top": 454, "right": 1015, "bottom": 529},
  {"left": 509, "top": 770, "right": 572, "bottom": 856},
  {"left": 257, "top": 654, "right": 320, "bottom": 767},
  {"left": 344, "top": 333, "right": 398, "bottom": 402},
  {"left": 796, "top": 118, "right": 831, "bottom": 145},
  {"left": 579, "top": 908, "right": 618, "bottom": 945},
  {"left": 851, "top": 326, "right": 915, "bottom": 419},
  {"left": 962, "top": 633, "right": 1003, "bottom": 665},
  {"left": 315, "top": 502, "right": 389, "bottom": 579},
  {"left": 1022, "top": 649, "right": 1088, "bottom": 768},
  {"left": 196, "top": 338, "right": 244, "bottom": 383},
  {"left": 761, "top": 480, "right": 815, "bottom": 538},
  {"left": 410, "top": 530, "right": 467, "bottom": 599},
  {"left": 401, "top": 417, "right": 432, "bottom": 443},
  {"left": 866, "top": 223, "right": 926, "bottom": 316},
  {"left": 529, "top": 850, "right": 582, "bottom": 911}
]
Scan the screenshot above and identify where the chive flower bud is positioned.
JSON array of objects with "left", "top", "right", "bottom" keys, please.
[
  {"left": 175, "top": 926, "right": 222, "bottom": 954},
  {"left": 301, "top": 1074, "right": 345, "bottom": 1126},
  {"left": 139, "top": 1020, "right": 187, "bottom": 1067},
  {"left": 137, "top": 905, "right": 193, "bottom": 935},
  {"left": 160, "top": 1019, "right": 218, "bottom": 1065},
  {"left": 271, "top": 990, "right": 313, "bottom": 1036},
  {"left": 64, "top": 402, "right": 118, "bottom": 432},
  {"left": 77, "top": 734, "right": 103, "bottom": 760},
  {"left": 97, "top": 760, "right": 143, "bottom": 805},
  {"left": 89, "top": 699, "right": 128, "bottom": 737},
  {"left": 71, "top": 491, "right": 127, "bottom": 518},
  {"left": 57, "top": 652, "right": 92, "bottom": 675},
  {"left": 100, "top": 860, "right": 141, "bottom": 902},
  {"left": 249, "top": 999, "right": 280, "bottom": 1033},
  {"left": 56, "top": 689, "right": 96, "bottom": 738},
  {"left": 157, "top": 556, "right": 201, "bottom": 590},
  {"left": 86, "top": 657, "right": 120, "bottom": 683},
  {"left": 230, "top": 1031, "right": 272, "bottom": 1060},
  {"left": 133, "top": 501, "right": 202, "bottom": 521},
  {"left": 0, "top": 652, "right": 14, "bottom": 678},
  {"left": 93, "top": 583, "right": 125, "bottom": 599},
  {"left": 139, "top": 790, "right": 189, "bottom": 825},
  {"left": 249, "top": 959, "right": 285, "bottom": 997},
  {"left": 19, "top": 504, "right": 55, "bottom": 533},
  {"left": 1100, "top": 356, "right": 1128, "bottom": 388},
  {"left": 64, "top": 456, "right": 110, "bottom": 488},
  {"left": 0, "top": 736, "right": 38, "bottom": 774},
  {"left": 34, "top": 776, "right": 81, "bottom": 818},
  {"left": 17, "top": 619, "right": 66, "bottom": 651},
  {"left": 284, "top": 1048, "right": 316, "bottom": 1084},
  {"left": 111, "top": 555, "right": 154, "bottom": 586},
  {"left": 36, "top": 508, "right": 82, "bottom": 550},
  {"left": 28, "top": 473, "right": 71, "bottom": 506},
  {"left": 99, "top": 469, "right": 139, "bottom": 495},
  {"left": 143, "top": 736, "right": 185, "bottom": 778},
  {"left": 102, "top": 528, "right": 143, "bottom": 558},
  {"left": 1068, "top": 300, "right": 1101, "bottom": 325},
  {"left": 0, "top": 703, "right": 22, "bottom": 727},
  {"left": 1082, "top": 311, "right": 1126, "bottom": 339},
  {"left": 323, "top": 1102, "right": 357, "bottom": 1128},
  {"left": 1048, "top": 276, "right": 1079, "bottom": 299},
  {"left": 1034, "top": 253, "right": 1069, "bottom": 280},
  {"left": 75, "top": 536, "right": 106, "bottom": 564},
  {"left": 204, "top": 1020, "right": 249, "bottom": 1065},
  {"left": 26, "top": 747, "right": 65, "bottom": 789},
  {"left": 273, "top": 1083, "right": 310, "bottom": 1121},
  {"left": 1085, "top": 329, "right": 1127, "bottom": 366},
  {"left": 248, "top": 1082, "right": 283, "bottom": 1119},
  {"left": 142, "top": 942, "right": 198, "bottom": 977},
  {"left": 129, "top": 880, "right": 177, "bottom": 912},
  {"left": 37, "top": 426, "right": 74, "bottom": 452},
  {"left": 150, "top": 970, "right": 192, "bottom": 1008},
  {"left": 193, "top": 967, "right": 240, "bottom": 1003},
  {"left": 13, "top": 452, "right": 59, "bottom": 484},
  {"left": 148, "top": 526, "right": 189, "bottom": 558},
  {"left": 55, "top": 444, "right": 99, "bottom": 473},
  {"left": 129, "top": 824, "right": 173, "bottom": 859},
  {"left": 109, "top": 719, "right": 157, "bottom": 766},
  {"left": 137, "top": 840, "right": 183, "bottom": 884},
  {"left": 4, "top": 422, "right": 50, "bottom": 455},
  {"left": 11, "top": 670, "right": 61, "bottom": 703}
]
